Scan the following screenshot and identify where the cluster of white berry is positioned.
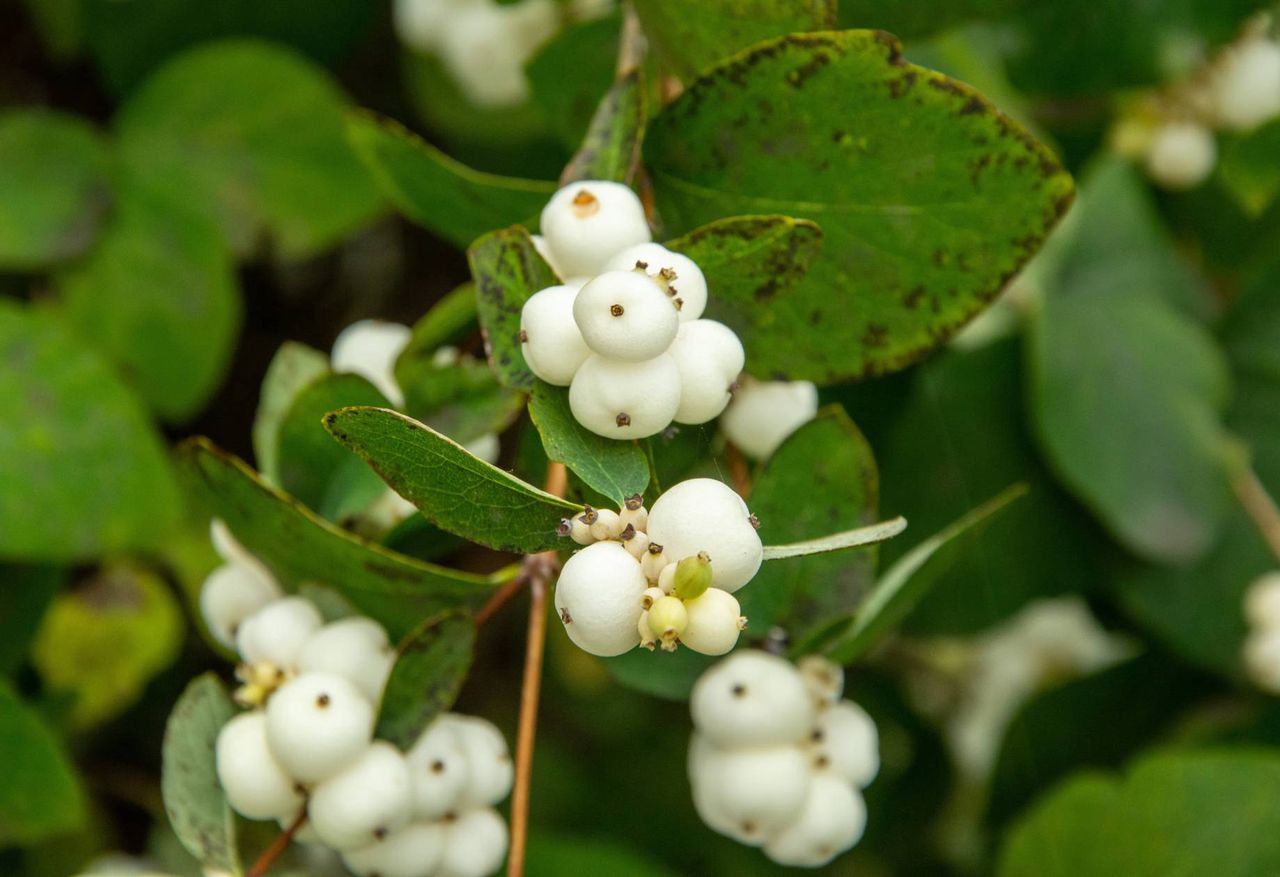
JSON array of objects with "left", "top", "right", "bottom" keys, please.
[
  {"left": 521, "top": 181, "right": 746, "bottom": 439},
  {"left": 553, "top": 478, "right": 762, "bottom": 657},
  {"left": 720, "top": 377, "right": 819, "bottom": 461},
  {"left": 1243, "top": 572, "right": 1280, "bottom": 693},
  {"left": 200, "top": 522, "right": 512, "bottom": 877},
  {"left": 1115, "top": 25, "right": 1280, "bottom": 189},
  {"left": 688, "top": 652, "right": 879, "bottom": 867}
]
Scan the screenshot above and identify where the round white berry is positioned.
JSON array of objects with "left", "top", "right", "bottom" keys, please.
[
  {"left": 1244, "top": 629, "right": 1280, "bottom": 694},
  {"left": 343, "top": 820, "right": 447, "bottom": 877},
  {"left": 539, "top": 181, "right": 651, "bottom": 279},
  {"left": 309, "top": 741, "right": 413, "bottom": 851},
  {"left": 436, "top": 714, "right": 514, "bottom": 808},
  {"left": 297, "top": 617, "right": 395, "bottom": 704},
  {"left": 236, "top": 596, "right": 323, "bottom": 668},
  {"left": 646, "top": 478, "right": 762, "bottom": 593},
  {"left": 554, "top": 541, "right": 648, "bottom": 656},
  {"left": 691, "top": 651, "right": 815, "bottom": 748},
  {"left": 667, "top": 320, "right": 744, "bottom": 424},
  {"left": 656, "top": 561, "right": 677, "bottom": 594},
  {"left": 573, "top": 271, "right": 679, "bottom": 361},
  {"left": 1245, "top": 572, "right": 1280, "bottom": 630},
  {"left": 519, "top": 285, "right": 591, "bottom": 387},
  {"left": 438, "top": 807, "right": 509, "bottom": 877},
  {"left": 721, "top": 378, "right": 819, "bottom": 460},
  {"left": 1212, "top": 38, "right": 1280, "bottom": 131},
  {"left": 568, "top": 353, "right": 682, "bottom": 439},
  {"left": 405, "top": 718, "right": 469, "bottom": 820},
  {"left": 393, "top": 0, "right": 450, "bottom": 53},
  {"left": 589, "top": 507, "right": 624, "bottom": 542},
  {"left": 619, "top": 497, "right": 648, "bottom": 533},
  {"left": 200, "top": 563, "right": 283, "bottom": 650},
  {"left": 680, "top": 588, "right": 744, "bottom": 656},
  {"left": 811, "top": 701, "right": 879, "bottom": 788},
  {"left": 437, "top": 5, "right": 532, "bottom": 110},
  {"left": 763, "top": 774, "right": 867, "bottom": 867},
  {"left": 623, "top": 528, "right": 650, "bottom": 558},
  {"left": 465, "top": 433, "right": 500, "bottom": 465},
  {"left": 605, "top": 242, "right": 708, "bottom": 321},
  {"left": 1145, "top": 121, "right": 1216, "bottom": 190},
  {"left": 265, "top": 672, "right": 374, "bottom": 784},
  {"left": 689, "top": 739, "right": 813, "bottom": 845},
  {"left": 215, "top": 712, "right": 303, "bottom": 821},
  {"left": 647, "top": 594, "right": 689, "bottom": 645},
  {"left": 331, "top": 319, "right": 413, "bottom": 408}
]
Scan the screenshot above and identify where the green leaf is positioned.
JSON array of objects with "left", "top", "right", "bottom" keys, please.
[
  {"left": 998, "top": 749, "right": 1280, "bottom": 876},
  {"left": 399, "top": 356, "right": 525, "bottom": 448},
  {"left": 739, "top": 409, "right": 880, "bottom": 634},
  {"left": 1221, "top": 121, "right": 1280, "bottom": 217},
  {"left": 0, "top": 300, "right": 182, "bottom": 562},
  {"left": 1029, "top": 161, "right": 1235, "bottom": 564},
  {"left": 253, "top": 342, "right": 331, "bottom": 484},
  {"left": 375, "top": 612, "right": 476, "bottom": 749},
  {"left": 526, "top": 16, "right": 621, "bottom": 149},
  {"left": 813, "top": 485, "right": 1027, "bottom": 662},
  {"left": 647, "top": 30, "right": 1074, "bottom": 382},
  {"left": 180, "top": 438, "right": 504, "bottom": 639},
  {"left": 469, "top": 226, "right": 561, "bottom": 390},
  {"left": 604, "top": 645, "right": 718, "bottom": 701},
  {"left": 346, "top": 112, "right": 555, "bottom": 249},
  {"left": 161, "top": 674, "right": 239, "bottom": 875},
  {"left": 1221, "top": 260, "right": 1280, "bottom": 486},
  {"left": 528, "top": 382, "right": 649, "bottom": 505},
  {"left": 323, "top": 407, "right": 579, "bottom": 554},
  {"left": 115, "top": 40, "right": 383, "bottom": 260},
  {"left": 57, "top": 176, "right": 241, "bottom": 422},
  {"left": 0, "top": 682, "right": 86, "bottom": 847},
  {"left": 664, "top": 215, "right": 825, "bottom": 377},
  {"left": 0, "top": 565, "right": 63, "bottom": 676},
  {"left": 394, "top": 284, "right": 480, "bottom": 391},
  {"left": 760, "top": 519, "right": 906, "bottom": 559},
  {"left": 561, "top": 69, "right": 646, "bottom": 186},
  {"left": 837, "top": 0, "right": 1027, "bottom": 38},
  {"left": 0, "top": 109, "right": 110, "bottom": 271},
  {"left": 633, "top": 0, "right": 836, "bottom": 80}
]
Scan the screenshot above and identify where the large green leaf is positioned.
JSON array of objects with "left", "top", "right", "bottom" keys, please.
[
  {"left": 528, "top": 382, "right": 649, "bottom": 506},
  {"left": 0, "top": 566, "right": 62, "bottom": 675},
  {"left": 179, "top": 438, "right": 505, "bottom": 638},
  {"left": 561, "top": 69, "right": 646, "bottom": 186},
  {"left": 526, "top": 16, "right": 620, "bottom": 149},
  {"left": 1220, "top": 121, "right": 1280, "bottom": 217},
  {"left": 0, "top": 682, "right": 87, "bottom": 847},
  {"left": 347, "top": 112, "right": 554, "bottom": 249},
  {"left": 253, "top": 341, "right": 330, "bottom": 484},
  {"left": 647, "top": 30, "right": 1074, "bottom": 382},
  {"left": 838, "top": 0, "right": 1028, "bottom": 38},
  {"left": 57, "top": 177, "right": 241, "bottom": 423},
  {"left": 604, "top": 644, "right": 719, "bottom": 702},
  {"left": 115, "top": 40, "right": 383, "bottom": 260},
  {"left": 998, "top": 750, "right": 1280, "bottom": 876},
  {"left": 161, "top": 674, "right": 239, "bottom": 875},
  {"left": 0, "top": 109, "right": 110, "bottom": 271},
  {"left": 394, "top": 284, "right": 480, "bottom": 390},
  {"left": 469, "top": 226, "right": 561, "bottom": 390},
  {"left": 1221, "top": 260, "right": 1280, "bottom": 486},
  {"left": 375, "top": 612, "right": 476, "bottom": 749},
  {"left": 0, "top": 300, "right": 182, "bottom": 562},
  {"left": 324, "top": 407, "right": 579, "bottom": 554},
  {"left": 633, "top": 0, "right": 836, "bottom": 80},
  {"left": 399, "top": 356, "right": 525, "bottom": 448}
]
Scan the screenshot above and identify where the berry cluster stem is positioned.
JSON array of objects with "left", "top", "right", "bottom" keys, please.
[
  {"left": 245, "top": 810, "right": 306, "bottom": 877},
  {"left": 726, "top": 441, "right": 753, "bottom": 499},
  {"left": 1234, "top": 464, "right": 1280, "bottom": 564}
]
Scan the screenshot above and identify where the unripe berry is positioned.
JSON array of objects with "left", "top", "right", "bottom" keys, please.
[
  {"left": 558, "top": 509, "right": 595, "bottom": 546},
  {"left": 691, "top": 651, "right": 815, "bottom": 748},
  {"left": 667, "top": 320, "right": 745, "bottom": 424},
  {"left": 763, "top": 774, "right": 867, "bottom": 867},
  {"left": 605, "top": 243, "right": 708, "bottom": 322},
  {"left": 647, "top": 595, "right": 689, "bottom": 650},
  {"left": 673, "top": 552, "right": 712, "bottom": 601},
  {"left": 1211, "top": 37, "right": 1280, "bottom": 131},
  {"left": 309, "top": 741, "right": 413, "bottom": 851},
  {"left": 810, "top": 701, "right": 879, "bottom": 788},
  {"left": 438, "top": 807, "right": 509, "bottom": 877},
  {"left": 646, "top": 478, "right": 763, "bottom": 593},
  {"left": 1145, "top": 121, "right": 1216, "bottom": 191},
  {"left": 343, "top": 820, "right": 447, "bottom": 877},
  {"left": 573, "top": 271, "right": 679, "bottom": 361},
  {"left": 680, "top": 588, "right": 744, "bottom": 656},
  {"left": 519, "top": 285, "right": 591, "bottom": 387},
  {"left": 1244, "top": 630, "right": 1280, "bottom": 694},
  {"left": 200, "top": 563, "right": 283, "bottom": 650},
  {"left": 539, "top": 181, "right": 651, "bottom": 279},
  {"left": 554, "top": 541, "right": 648, "bottom": 656},
  {"left": 568, "top": 353, "right": 682, "bottom": 439},
  {"left": 638, "top": 611, "right": 657, "bottom": 650},
  {"left": 331, "top": 319, "right": 412, "bottom": 407},
  {"left": 798, "top": 655, "right": 845, "bottom": 706},
  {"left": 236, "top": 596, "right": 323, "bottom": 668},
  {"left": 215, "top": 712, "right": 303, "bottom": 821},
  {"left": 641, "top": 587, "right": 665, "bottom": 610},
  {"left": 721, "top": 378, "right": 819, "bottom": 460},
  {"left": 437, "top": 714, "right": 514, "bottom": 808},
  {"left": 1245, "top": 572, "right": 1280, "bottom": 629},
  {"left": 265, "top": 672, "right": 374, "bottom": 784},
  {"left": 690, "top": 740, "right": 813, "bottom": 845},
  {"left": 588, "top": 507, "right": 624, "bottom": 542},
  {"left": 619, "top": 494, "right": 648, "bottom": 532},
  {"left": 405, "top": 718, "right": 469, "bottom": 820}
]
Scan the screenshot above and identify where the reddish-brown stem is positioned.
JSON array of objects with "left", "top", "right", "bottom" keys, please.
[
  {"left": 246, "top": 810, "right": 306, "bottom": 877},
  {"left": 1234, "top": 465, "right": 1280, "bottom": 564},
  {"left": 726, "top": 442, "right": 753, "bottom": 500},
  {"left": 475, "top": 576, "right": 527, "bottom": 627}
]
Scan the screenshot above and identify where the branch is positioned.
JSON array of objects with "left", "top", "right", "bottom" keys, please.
[
  {"left": 1234, "top": 465, "right": 1280, "bottom": 563},
  {"left": 246, "top": 810, "right": 306, "bottom": 877},
  {"left": 726, "top": 441, "right": 753, "bottom": 500}
]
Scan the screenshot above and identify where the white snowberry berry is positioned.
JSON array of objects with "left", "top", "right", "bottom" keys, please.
[
  {"left": 1212, "top": 37, "right": 1280, "bottom": 131},
  {"left": 573, "top": 271, "right": 680, "bottom": 361},
  {"left": 343, "top": 820, "right": 447, "bottom": 877},
  {"left": 691, "top": 651, "right": 815, "bottom": 748},
  {"left": 215, "top": 712, "right": 304, "bottom": 821},
  {"left": 619, "top": 494, "right": 648, "bottom": 532},
  {"left": 519, "top": 285, "right": 591, "bottom": 386},
  {"left": 622, "top": 527, "right": 650, "bottom": 558},
  {"left": 605, "top": 242, "right": 708, "bottom": 322},
  {"left": 721, "top": 378, "right": 819, "bottom": 460},
  {"left": 1245, "top": 572, "right": 1280, "bottom": 629},
  {"left": 200, "top": 563, "right": 283, "bottom": 650},
  {"left": 331, "top": 319, "right": 413, "bottom": 407},
  {"left": 236, "top": 596, "right": 323, "bottom": 668},
  {"left": 646, "top": 478, "right": 763, "bottom": 593},
  {"left": 297, "top": 617, "right": 395, "bottom": 704},
  {"left": 642, "top": 547, "right": 670, "bottom": 584},
  {"left": 405, "top": 717, "right": 469, "bottom": 820},
  {"left": 539, "top": 181, "right": 651, "bottom": 279},
  {"left": 588, "top": 507, "right": 624, "bottom": 542},
  {"left": 437, "top": 714, "right": 515, "bottom": 808},
  {"left": 1145, "top": 121, "right": 1216, "bottom": 190},
  {"left": 309, "top": 741, "right": 413, "bottom": 851},
  {"left": 438, "top": 5, "right": 534, "bottom": 110},
  {"left": 667, "top": 320, "right": 745, "bottom": 425},
  {"left": 554, "top": 541, "right": 649, "bottom": 656},
  {"left": 438, "top": 807, "right": 509, "bottom": 877},
  {"left": 265, "top": 671, "right": 374, "bottom": 784},
  {"left": 1244, "top": 630, "right": 1280, "bottom": 693},
  {"left": 568, "top": 353, "right": 682, "bottom": 439},
  {"left": 689, "top": 737, "right": 813, "bottom": 845},
  {"left": 810, "top": 701, "right": 880, "bottom": 788},
  {"left": 763, "top": 774, "right": 867, "bottom": 867},
  {"left": 680, "top": 588, "right": 744, "bottom": 656}
]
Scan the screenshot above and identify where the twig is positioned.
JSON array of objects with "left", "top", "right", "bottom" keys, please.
[
  {"left": 616, "top": 3, "right": 645, "bottom": 77},
  {"left": 1234, "top": 465, "right": 1280, "bottom": 564},
  {"left": 726, "top": 442, "right": 753, "bottom": 500},
  {"left": 246, "top": 810, "right": 306, "bottom": 877}
]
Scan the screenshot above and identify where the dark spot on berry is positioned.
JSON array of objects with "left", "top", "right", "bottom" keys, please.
[
  {"left": 610, "top": 304, "right": 624, "bottom": 317},
  {"left": 518, "top": 329, "right": 528, "bottom": 342},
  {"left": 431, "top": 759, "right": 446, "bottom": 774},
  {"left": 648, "top": 542, "right": 664, "bottom": 554},
  {"left": 443, "top": 811, "right": 458, "bottom": 823},
  {"left": 811, "top": 729, "right": 824, "bottom": 743},
  {"left": 815, "top": 755, "right": 830, "bottom": 769},
  {"left": 373, "top": 826, "right": 388, "bottom": 840},
  {"left": 616, "top": 412, "right": 631, "bottom": 427},
  {"left": 731, "top": 684, "right": 747, "bottom": 698},
  {"left": 316, "top": 693, "right": 331, "bottom": 708},
  {"left": 560, "top": 607, "right": 573, "bottom": 624},
  {"left": 625, "top": 493, "right": 643, "bottom": 510},
  {"left": 742, "top": 820, "right": 757, "bottom": 835}
]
